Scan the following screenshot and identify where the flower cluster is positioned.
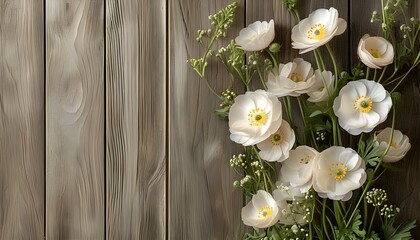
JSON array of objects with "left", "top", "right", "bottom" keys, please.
[{"left": 189, "top": 0, "right": 417, "bottom": 239}]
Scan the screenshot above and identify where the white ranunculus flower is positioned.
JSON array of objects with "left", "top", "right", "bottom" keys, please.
[
  {"left": 280, "top": 146, "right": 319, "bottom": 193},
  {"left": 291, "top": 7, "right": 347, "bottom": 54},
  {"left": 333, "top": 79, "right": 392, "bottom": 135},
  {"left": 229, "top": 90, "right": 282, "bottom": 146},
  {"left": 307, "top": 70, "right": 334, "bottom": 103},
  {"left": 376, "top": 128, "right": 411, "bottom": 163},
  {"left": 241, "top": 190, "right": 280, "bottom": 228},
  {"left": 235, "top": 20, "right": 275, "bottom": 51},
  {"left": 313, "top": 146, "right": 366, "bottom": 201},
  {"left": 267, "top": 58, "right": 316, "bottom": 97},
  {"left": 357, "top": 34, "right": 394, "bottom": 69},
  {"left": 273, "top": 186, "right": 306, "bottom": 225},
  {"left": 257, "top": 120, "right": 295, "bottom": 162}
]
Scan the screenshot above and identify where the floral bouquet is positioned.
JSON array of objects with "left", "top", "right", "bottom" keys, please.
[{"left": 189, "top": 0, "right": 418, "bottom": 239}]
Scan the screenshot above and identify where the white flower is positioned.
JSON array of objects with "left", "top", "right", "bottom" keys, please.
[
  {"left": 357, "top": 34, "right": 394, "bottom": 69},
  {"left": 273, "top": 185, "right": 306, "bottom": 225},
  {"left": 307, "top": 70, "right": 334, "bottom": 102},
  {"left": 333, "top": 79, "right": 392, "bottom": 135},
  {"left": 280, "top": 146, "right": 319, "bottom": 193},
  {"left": 313, "top": 146, "right": 366, "bottom": 201},
  {"left": 257, "top": 120, "right": 295, "bottom": 162},
  {"left": 235, "top": 20, "right": 275, "bottom": 51},
  {"left": 241, "top": 190, "right": 280, "bottom": 228},
  {"left": 291, "top": 8, "right": 347, "bottom": 54},
  {"left": 267, "top": 58, "right": 316, "bottom": 97},
  {"left": 376, "top": 128, "right": 411, "bottom": 163},
  {"left": 229, "top": 90, "right": 282, "bottom": 146}
]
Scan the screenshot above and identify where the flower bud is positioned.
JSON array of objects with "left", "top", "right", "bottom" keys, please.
[{"left": 269, "top": 43, "right": 281, "bottom": 53}]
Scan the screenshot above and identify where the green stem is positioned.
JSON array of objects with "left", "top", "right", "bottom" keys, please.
[
  {"left": 377, "top": 66, "right": 388, "bottom": 83},
  {"left": 203, "top": 76, "right": 221, "bottom": 98},
  {"left": 367, "top": 207, "right": 378, "bottom": 235},
  {"left": 322, "top": 199, "right": 332, "bottom": 240},
  {"left": 345, "top": 184, "right": 370, "bottom": 228},
  {"left": 265, "top": 49, "right": 279, "bottom": 71},
  {"left": 315, "top": 49, "right": 326, "bottom": 71},
  {"left": 390, "top": 52, "right": 420, "bottom": 93},
  {"left": 382, "top": 67, "right": 398, "bottom": 84},
  {"left": 334, "top": 201, "right": 344, "bottom": 227},
  {"left": 252, "top": 145, "right": 273, "bottom": 192},
  {"left": 313, "top": 50, "right": 331, "bottom": 97},
  {"left": 366, "top": 67, "right": 370, "bottom": 80},
  {"left": 326, "top": 44, "right": 339, "bottom": 86},
  {"left": 297, "top": 97, "right": 307, "bottom": 144},
  {"left": 257, "top": 66, "right": 267, "bottom": 90},
  {"left": 381, "top": 0, "right": 387, "bottom": 37},
  {"left": 285, "top": 96, "right": 296, "bottom": 129},
  {"left": 373, "top": 69, "right": 378, "bottom": 81}
]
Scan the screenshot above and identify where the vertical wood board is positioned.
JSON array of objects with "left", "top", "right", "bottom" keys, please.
[
  {"left": 46, "top": 0, "right": 104, "bottom": 239},
  {"left": 106, "top": 0, "right": 166, "bottom": 239},
  {"left": 0, "top": 0, "right": 45, "bottom": 238},
  {"left": 169, "top": 0, "right": 245, "bottom": 239}
]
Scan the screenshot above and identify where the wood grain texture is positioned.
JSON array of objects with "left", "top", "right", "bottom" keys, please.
[
  {"left": 46, "top": 0, "right": 104, "bottom": 239},
  {"left": 106, "top": 0, "right": 166, "bottom": 239},
  {"left": 169, "top": 0, "right": 245, "bottom": 239},
  {"left": 0, "top": 0, "right": 44, "bottom": 238},
  {"left": 349, "top": 0, "right": 420, "bottom": 237}
]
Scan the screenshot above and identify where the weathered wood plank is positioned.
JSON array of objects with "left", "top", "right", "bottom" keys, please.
[
  {"left": 0, "top": 0, "right": 44, "bottom": 238},
  {"left": 46, "top": 0, "right": 104, "bottom": 239},
  {"left": 169, "top": 0, "right": 245, "bottom": 239},
  {"left": 106, "top": 0, "right": 166, "bottom": 239},
  {"left": 350, "top": 0, "right": 420, "bottom": 237}
]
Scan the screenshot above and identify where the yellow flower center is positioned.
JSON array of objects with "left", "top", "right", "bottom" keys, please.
[
  {"left": 307, "top": 24, "right": 327, "bottom": 40},
  {"left": 290, "top": 72, "right": 304, "bottom": 82},
  {"left": 390, "top": 141, "right": 398, "bottom": 148},
  {"left": 300, "top": 156, "right": 313, "bottom": 164},
  {"left": 368, "top": 48, "right": 383, "bottom": 58},
  {"left": 354, "top": 96, "right": 373, "bottom": 113},
  {"left": 329, "top": 163, "right": 348, "bottom": 181},
  {"left": 257, "top": 206, "right": 273, "bottom": 219},
  {"left": 271, "top": 133, "right": 283, "bottom": 145},
  {"left": 248, "top": 108, "right": 267, "bottom": 126}
]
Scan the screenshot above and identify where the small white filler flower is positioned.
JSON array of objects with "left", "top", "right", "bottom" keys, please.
[
  {"left": 235, "top": 20, "right": 275, "bottom": 51},
  {"left": 307, "top": 70, "right": 334, "bottom": 103},
  {"left": 376, "top": 127, "right": 411, "bottom": 163},
  {"left": 229, "top": 90, "right": 282, "bottom": 146},
  {"left": 291, "top": 7, "right": 347, "bottom": 54},
  {"left": 273, "top": 186, "right": 306, "bottom": 225},
  {"left": 257, "top": 120, "right": 295, "bottom": 162},
  {"left": 280, "top": 146, "right": 319, "bottom": 193},
  {"left": 333, "top": 79, "right": 392, "bottom": 135},
  {"left": 267, "top": 58, "right": 316, "bottom": 97},
  {"left": 241, "top": 190, "right": 280, "bottom": 228},
  {"left": 313, "top": 146, "right": 367, "bottom": 201},
  {"left": 357, "top": 34, "right": 394, "bottom": 69}
]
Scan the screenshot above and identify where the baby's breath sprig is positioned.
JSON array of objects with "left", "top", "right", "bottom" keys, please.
[
  {"left": 366, "top": 188, "right": 388, "bottom": 207},
  {"left": 189, "top": 2, "right": 238, "bottom": 78}
]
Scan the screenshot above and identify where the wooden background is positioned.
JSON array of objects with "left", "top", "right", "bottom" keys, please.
[{"left": 0, "top": 0, "right": 419, "bottom": 239}]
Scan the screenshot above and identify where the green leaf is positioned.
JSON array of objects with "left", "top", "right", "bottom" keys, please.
[
  {"left": 214, "top": 106, "right": 230, "bottom": 119},
  {"left": 383, "top": 220, "right": 416, "bottom": 240}
]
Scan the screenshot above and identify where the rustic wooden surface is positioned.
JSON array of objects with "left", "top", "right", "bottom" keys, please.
[
  {"left": 0, "top": 0, "right": 44, "bottom": 239},
  {"left": 106, "top": 0, "right": 166, "bottom": 239},
  {"left": 169, "top": 0, "right": 246, "bottom": 239},
  {"left": 0, "top": 0, "right": 419, "bottom": 239},
  {"left": 46, "top": 0, "right": 104, "bottom": 239}
]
